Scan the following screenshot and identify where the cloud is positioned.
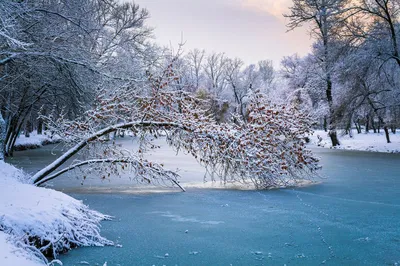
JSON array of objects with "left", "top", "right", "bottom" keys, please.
[{"left": 240, "top": 0, "right": 292, "bottom": 21}]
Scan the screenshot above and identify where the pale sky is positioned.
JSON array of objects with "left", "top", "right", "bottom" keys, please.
[{"left": 132, "top": 0, "right": 312, "bottom": 66}]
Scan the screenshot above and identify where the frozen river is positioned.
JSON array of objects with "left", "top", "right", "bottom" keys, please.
[{"left": 7, "top": 138, "right": 400, "bottom": 265}]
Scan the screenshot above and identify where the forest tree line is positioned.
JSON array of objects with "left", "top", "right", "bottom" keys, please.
[{"left": 1, "top": 0, "right": 400, "bottom": 159}]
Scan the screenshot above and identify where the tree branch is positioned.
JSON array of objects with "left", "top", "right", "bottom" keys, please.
[
  {"left": 31, "top": 121, "right": 189, "bottom": 185},
  {"left": 35, "top": 158, "right": 186, "bottom": 192}
]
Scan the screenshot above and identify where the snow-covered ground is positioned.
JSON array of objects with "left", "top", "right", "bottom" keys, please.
[
  {"left": 0, "top": 231, "right": 43, "bottom": 266},
  {"left": 309, "top": 130, "right": 400, "bottom": 153},
  {"left": 0, "top": 161, "right": 112, "bottom": 266},
  {"left": 14, "top": 132, "right": 60, "bottom": 150}
]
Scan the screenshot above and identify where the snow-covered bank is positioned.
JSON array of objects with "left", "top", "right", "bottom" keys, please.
[
  {"left": 0, "top": 161, "right": 112, "bottom": 265},
  {"left": 0, "top": 231, "right": 43, "bottom": 266},
  {"left": 309, "top": 130, "right": 400, "bottom": 153},
  {"left": 14, "top": 132, "right": 61, "bottom": 151}
]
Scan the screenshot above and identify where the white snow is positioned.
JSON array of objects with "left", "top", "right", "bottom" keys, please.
[
  {"left": 0, "top": 231, "right": 43, "bottom": 266},
  {"left": 309, "top": 130, "right": 400, "bottom": 153},
  {"left": 15, "top": 132, "right": 60, "bottom": 149},
  {"left": 0, "top": 161, "right": 112, "bottom": 266}
]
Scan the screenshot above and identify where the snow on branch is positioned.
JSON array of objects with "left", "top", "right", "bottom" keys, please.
[
  {"left": 34, "top": 59, "right": 320, "bottom": 189},
  {"left": 31, "top": 120, "right": 188, "bottom": 186},
  {"left": 35, "top": 157, "right": 185, "bottom": 191}
]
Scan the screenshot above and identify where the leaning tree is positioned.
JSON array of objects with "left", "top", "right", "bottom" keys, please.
[{"left": 32, "top": 58, "right": 320, "bottom": 190}]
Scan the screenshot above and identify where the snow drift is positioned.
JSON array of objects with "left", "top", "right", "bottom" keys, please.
[{"left": 0, "top": 161, "right": 112, "bottom": 265}]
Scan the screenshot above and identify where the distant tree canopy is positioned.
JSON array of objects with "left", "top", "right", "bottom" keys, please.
[
  {"left": 284, "top": 0, "right": 400, "bottom": 144},
  {"left": 0, "top": 0, "right": 151, "bottom": 157}
]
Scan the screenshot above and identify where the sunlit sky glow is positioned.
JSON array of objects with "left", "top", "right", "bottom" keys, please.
[{"left": 131, "top": 0, "right": 313, "bottom": 66}]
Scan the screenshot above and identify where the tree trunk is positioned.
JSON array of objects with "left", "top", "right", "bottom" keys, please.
[
  {"left": 25, "top": 119, "right": 32, "bottom": 138},
  {"left": 372, "top": 118, "right": 377, "bottom": 133},
  {"left": 37, "top": 118, "right": 43, "bottom": 135},
  {"left": 329, "top": 130, "right": 340, "bottom": 147},
  {"left": 355, "top": 120, "right": 362, "bottom": 134},
  {"left": 367, "top": 97, "right": 390, "bottom": 143},
  {"left": 327, "top": 78, "right": 340, "bottom": 146},
  {"left": 384, "top": 126, "right": 391, "bottom": 143},
  {"left": 9, "top": 121, "right": 24, "bottom": 156},
  {"left": 378, "top": 120, "right": 381, "bottom": 133},
  {"left": 4, "top": 118, "right": 17, "bottom": 157},
  {"left": 0, "top": 113, "right": 6, "bottom": 160},
  {"left": 323, "top": 31, "right": 339, "bottom": 146},
  {"left": 345, "top": 117, "right": 352, "bottom": 137}
]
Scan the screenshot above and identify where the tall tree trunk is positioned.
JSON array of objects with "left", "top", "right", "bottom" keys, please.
[
  {"left": 4, "top": 117, "right": 17, "bottom": 156},
  {"left": 326, "top": 75, "right": 340, "bottom": 146},
  {"left": 355, "top": 120, "right": 362, "bottom": 134},
  {"left": 367, "top": 97, "right": 390, "bottom": 143},
  {"left": 0, "top": 112, "right": 6, "bottom": 160},
  {"left": 25, "top": 119, "right": 32, "bottom": 138},
  {"left": 372, "top": 118, "right": 377, "bottom": 133},
  {"left": 384, "top": 126, "right": 391, "bottom": 144},
  {"left": 322, "top": 15, "right": 339, "bottom": 147},
  {"left": 37, "top": 118, "right": 43, "bottom": 135}
]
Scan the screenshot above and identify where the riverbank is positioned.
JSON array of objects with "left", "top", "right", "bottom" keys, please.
[
  {"left": 309, "top": 130, "right": 400, "bottom": 153},
  {"left": 0, "top": 161, "right": 112, "bottom": 266},
  {"left": 14, "top": 132, "right": 61, "bottom": 151},
  {"left": 14, "top": 130, "right": 400, "bottom": 154}
]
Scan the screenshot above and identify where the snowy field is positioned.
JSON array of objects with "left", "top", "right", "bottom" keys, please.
[{"left": 309, "top": 130, "right": 400, "bottom": 153}]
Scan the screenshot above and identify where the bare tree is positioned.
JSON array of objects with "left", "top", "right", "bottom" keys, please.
[
  {"left": 285, "top": 0, "right": 352, "bottom": 146},
  {"left": 224, "top": 58, "right": 247, "bottom": 119},
  {"left": 258, "top": 60, "right": 275, "bottom": 91},
  {"left": 352, "top": 0, "right": 400, "bottom": 67},
  {"left": 0, "top": 0, "right": 152, "bottom": 156},
  {"left": 186, "top": 48, "right": 206, "bottom": 91},
  {"left": 204, "top": 52, "right": 228, "bottom": 95}
]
